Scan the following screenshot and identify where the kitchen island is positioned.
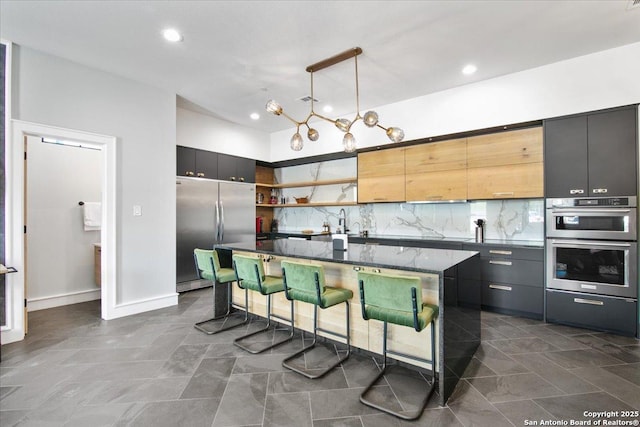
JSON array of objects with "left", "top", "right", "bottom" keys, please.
[{"left": 215, "top": 239, "right": 481, "bottom": 405}]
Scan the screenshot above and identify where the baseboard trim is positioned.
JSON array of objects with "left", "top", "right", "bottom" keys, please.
[
  {"left": 105, "top": 293, "right": 179, "bottom": 320},
  {"left": 28, "top": 288, "right": 101, "bottom": 312}
]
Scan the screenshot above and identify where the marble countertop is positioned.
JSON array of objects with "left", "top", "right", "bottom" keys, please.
[{"left": 216, "top": 239, "right": 479, "bottom": 274}]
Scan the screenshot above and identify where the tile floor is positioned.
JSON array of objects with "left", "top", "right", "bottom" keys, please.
[{"left": 1, "top": 288, "right": 639, "bottom": 426}]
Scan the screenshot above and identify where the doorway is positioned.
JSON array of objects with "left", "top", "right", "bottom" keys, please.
[
  {"left": 2, "top": 120, "right": 117, "bottom": 344},
  {"left": 25, "top": 135, "right": 103, "bottom": 315}
]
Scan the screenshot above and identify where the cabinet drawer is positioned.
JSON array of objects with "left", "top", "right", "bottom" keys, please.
[
  {"left": 477, "top": 246, "right": 543, "bottom": 261},
  {"left": 482, "top": 282, "right": 543, "bottom": 316},
  {"left": 462, "top": 244, "right": 544, "bottom": 261},
  {"left": 546, "top": 290, "right": 637, "bottom": 337},
  {"left": 481, "top": 258, "right": 543, "bottom": 287}
]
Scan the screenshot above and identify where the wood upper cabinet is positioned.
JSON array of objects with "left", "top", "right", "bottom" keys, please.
[
  {"left": 466, "top": 127, "right": 544, "bottom": 199},
  {"left": 358, "top": 147, "right": 405, "bottom": 203},
  {"left": 405, "top": 138, "right": 467, "bottom": 201}
]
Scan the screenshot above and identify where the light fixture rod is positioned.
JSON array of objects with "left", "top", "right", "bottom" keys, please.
[
  {"left": 354, "top": 54, "right": 360, "bottom": 116},
  {"left": 305, "top": 47, "right": 363, "bottom": 73}
]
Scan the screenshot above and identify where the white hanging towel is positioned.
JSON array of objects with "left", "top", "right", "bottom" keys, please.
[{"left": 83, "top": 202, "right": 102, "bottom": 231}]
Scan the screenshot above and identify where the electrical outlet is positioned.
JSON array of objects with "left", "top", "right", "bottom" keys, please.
[{"left": 133, "top": 205, "right": 142, "bottom": 216}]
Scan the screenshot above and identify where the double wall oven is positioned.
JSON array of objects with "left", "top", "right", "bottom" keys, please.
[{"left": 545, "top": 197, "right": 638, "bottom": 336}]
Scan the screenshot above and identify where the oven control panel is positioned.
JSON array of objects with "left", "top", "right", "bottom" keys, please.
[
  {"left": 576, "top": 197, "right": 628, "bottom": 206},
  {"left": 547, "top": 196, "right": 637, "bottom": 208}
]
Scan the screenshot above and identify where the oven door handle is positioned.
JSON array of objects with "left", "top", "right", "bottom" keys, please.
[
  {"left": 550, "top": 240, "right": 631, "bottom": 248},
  {"left": 551, "top": 208, "right": 631, "bottom": 214}
]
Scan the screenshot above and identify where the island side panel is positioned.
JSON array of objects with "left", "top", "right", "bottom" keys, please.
[{"left": 441, "top": 254, "right": 482, "bottom": 405}]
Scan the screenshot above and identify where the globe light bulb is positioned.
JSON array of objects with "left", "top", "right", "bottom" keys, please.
[
  {"left": 343, "top": 133, "right": 357, "bottom": 153},
  {"left": 386, "top": 127, "right": 405, "bottom": 143},
  {"left": 265, "top": 100, "right": 283, "bottom": 115},
  {"left": 307, "top": 128, "right": 319, "bottom": 141},
  {"left": 335, "top": 118, "right": 351, "bottom": 132},
  {"left": 290, "top": 133, "right": 304, "bottom": 151},
  {"left": 363, "top": 111, "right": 379, "bottom": 127}
]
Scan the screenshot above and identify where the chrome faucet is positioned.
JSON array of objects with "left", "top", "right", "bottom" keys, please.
[{"left": 338, "top": 208, "right": 349, "bottom": 233}]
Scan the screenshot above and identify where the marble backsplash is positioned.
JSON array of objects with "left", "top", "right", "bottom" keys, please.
[
  {"left": 270, "top": 157, "right": 544, "bottom": 241},
  {"left": 274, "top": 199, "right": 544, "bottom": 241}
]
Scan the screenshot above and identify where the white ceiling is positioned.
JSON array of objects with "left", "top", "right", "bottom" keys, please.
[{"left": 2, "top": 1, "right": 640, "bottom": 133}]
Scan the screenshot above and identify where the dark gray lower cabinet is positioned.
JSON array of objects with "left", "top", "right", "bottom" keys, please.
[
  {"left": 483, "top": 283, "right": 543, "bottom": 317},
  {"left": 464, "top": 243, "right": 544, "bottom": 319},
  {"left": 546, "top": 290, "right": 637, "bottom": 336}
]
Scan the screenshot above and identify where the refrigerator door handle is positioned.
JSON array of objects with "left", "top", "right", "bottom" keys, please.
[
  {"left": 220, "top": 201, "right": 225, "bottom": 242},
  {"left": 215, "top": 200, "right": 220, "bottom": 242}
]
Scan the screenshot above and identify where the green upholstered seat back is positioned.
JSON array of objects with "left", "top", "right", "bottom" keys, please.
[
  {"left": 232, "top": 254, "right": 265, "bottom": 286},
  {"left": 281, "top": 261, "right": 326, "bottom": 294},
  {"left": 358, "top": 271, "right": 422, "bottom": 313},
  {"left": 194, "top": 248, "right": 227, "bottom": 280},
  {"left": 194, "top": 249, "right": 215, "bottom": 278}
]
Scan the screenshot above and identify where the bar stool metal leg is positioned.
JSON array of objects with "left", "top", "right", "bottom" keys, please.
[
  {"left": 194, "top": 280, "right": 250, "bottom": 335},
  {"left": 233, "top": 293, "right": 294, "bottom": 354},
  {"left": 282, "top": 300, "right": 351, "bottom": 379},
  {"left": 359, "top": 320, "right": 436, "bottom": 420}
]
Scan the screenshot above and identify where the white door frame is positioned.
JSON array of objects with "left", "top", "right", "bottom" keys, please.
[{"left": 2, "top": 120, "right": 117, "bottom": 344}]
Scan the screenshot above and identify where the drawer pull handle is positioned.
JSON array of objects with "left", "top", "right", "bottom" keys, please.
[
  {"left": 489, "top": 260, "right": 512, "bottom": 266},
  {"left": 592, "top": 188, "right": 608, "bottom": 194},
  {"left": 569, "top": 189, "right": 584, "bottom": 195},
  {"left": 489, "top": 250, "right": 512, "bottom": 255},
  {"left": 373, "top": 198, "right": 387, "bottom": 201},
  {"left": 353, "top": 266, "right": 363, "bottom": 271},
  {"left": 492, "top": 192, "right": 514, "bottom": 197},
  {"left": 489, "top": 284, "right": 512, "bottom": 291},
  {"left": 573, "top": 298, "right": 604, "bottom": 306}
]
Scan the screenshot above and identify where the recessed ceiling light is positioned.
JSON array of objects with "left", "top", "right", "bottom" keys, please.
[
  {"left": 250, "top": 113, "right": 260, "bottom": 120},
  {"left": 462, "top": 64, "right": 477, "bottom": 75},
  {"left": 163, "top": 28, "right": 183, "bottom": 42},
  {"left": 323, "top": 105, "right": 333, "bottom": 113}
]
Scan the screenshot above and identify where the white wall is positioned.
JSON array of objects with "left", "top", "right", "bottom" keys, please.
[
  {"left": 270, "top": 42, "right": 640, "bottom": 161},
  {"left": 177, "top": 107, "right": 270, "bottom": 161},
  {"left": 13, "top": 46, "right": 177, "bottom": 307},
  {"left": 26, "top": 136, "right": 102, "bottom": 309}
]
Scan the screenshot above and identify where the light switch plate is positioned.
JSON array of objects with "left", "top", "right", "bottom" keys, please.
[{"left": 133, "top": 205, "right": 142, "bottom": 216}]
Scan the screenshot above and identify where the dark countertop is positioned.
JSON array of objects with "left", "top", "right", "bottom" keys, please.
[{"left": 216, "top": 239, "right": 479, "bottom": 274}]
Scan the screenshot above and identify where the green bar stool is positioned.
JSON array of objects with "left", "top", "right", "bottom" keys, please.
[
  {"left": 280, "top": 261, "right": 352, "bottom": 379},
  {"left": 232, "top": 254, "right": 294, "bottom": 354},
  {"left": 357, "top": 271, "right": 439, "bottom": 421},
  {"left": 193, "top": 249, "right": 249, "bottom": 335}
]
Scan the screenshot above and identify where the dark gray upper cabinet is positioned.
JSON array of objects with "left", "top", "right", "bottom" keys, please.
[
  {"left": 587, "top": 108, "right": 637, "bottom": 197},
  {"left": 195, "top": 150, "right": 218, "bottom": 179},
  {"left": 177, "top": 147, "right": 255, "bottom": 182},
  {"left": 177, "top": 146, "right": 217, "bottom": 178},
  {"left": 217, "top": 153, "right": 255, "bottom": 183},
  {"left": 236, "top": 157, "right": 256, "bottom": 183},
  {"left": 176, "top": 146, "right": 196, "bottom": 177},
  {"left": 544, "top": 106, "right": 638, "bottom": 198},
  {"left": 217, "top": 153, "right": 236, "bottom": 181},
  {"left": 544, "top": 116, "right": 588, "bottom": 197}
]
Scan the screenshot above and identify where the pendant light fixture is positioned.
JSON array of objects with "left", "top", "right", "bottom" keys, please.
[{"left": 265, "top": 47, "right": 404, "bottom": 152}]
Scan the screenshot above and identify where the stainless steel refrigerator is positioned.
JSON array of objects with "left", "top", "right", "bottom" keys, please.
[{"left": 176, "top": 177, "right": 255, "bottom": 291}]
